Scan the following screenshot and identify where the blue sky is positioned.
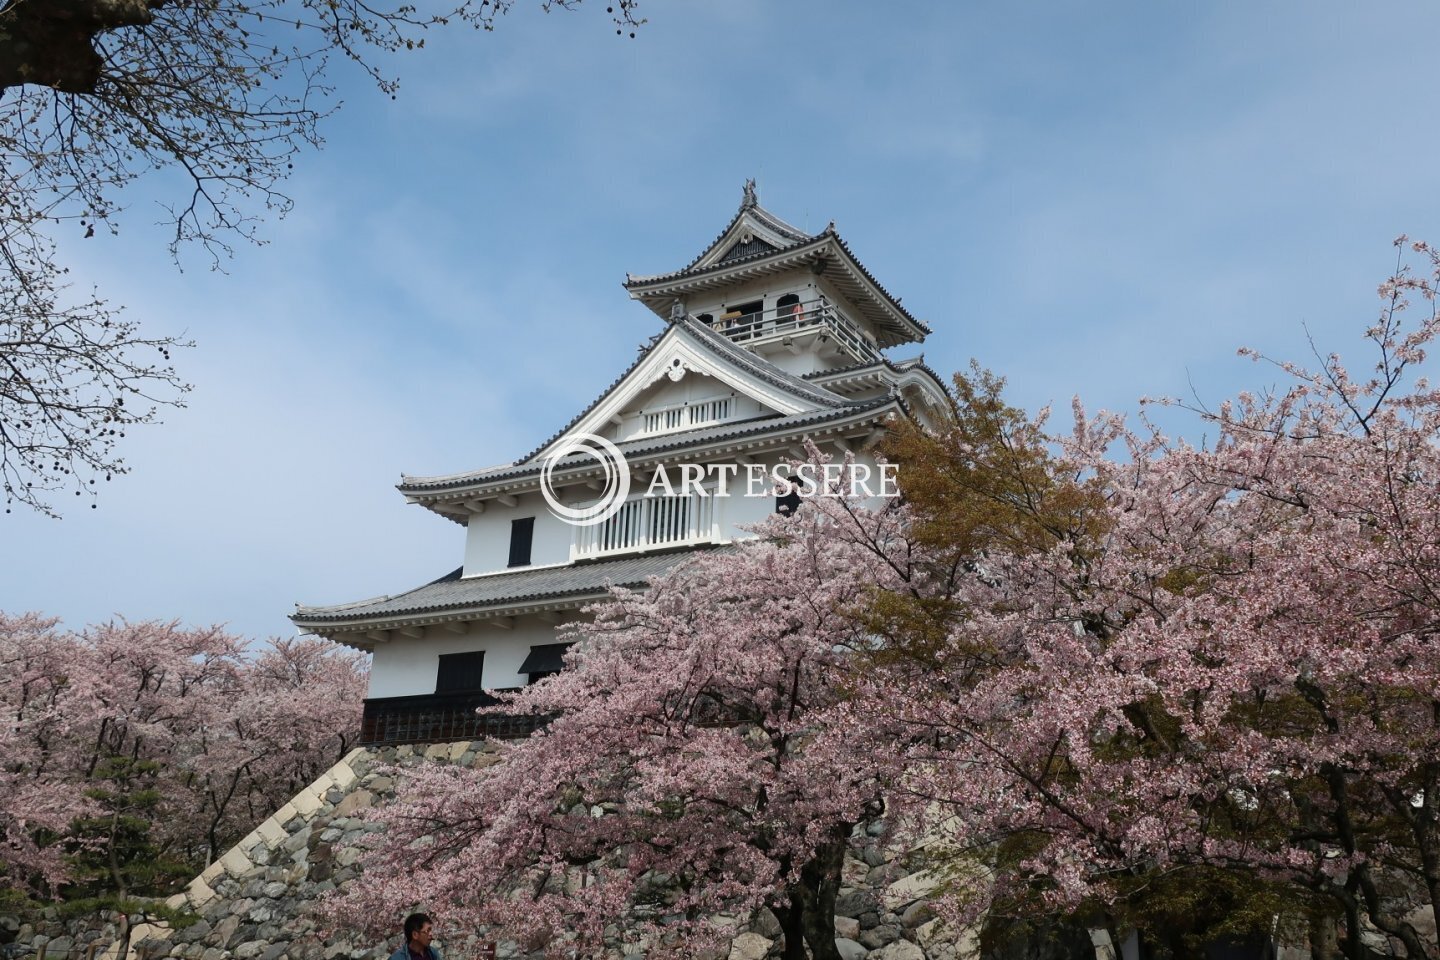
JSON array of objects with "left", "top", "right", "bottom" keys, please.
[{"left": 5, "top": 1, "right": 1440, "bottom": 641}]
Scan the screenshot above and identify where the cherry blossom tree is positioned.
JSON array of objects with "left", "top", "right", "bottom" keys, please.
[
  {"left": 880, "top": 240, "right": 1440, "bottom": 959},
  {"left": 187, "top": 635, "right": 368, "bottom": 864},
  {"left": 0, "top": 613, "right": 91, "bottom": 895},
  {"left": 331, "top": 493, "right": 913, "bottom": 960},
  {"left": 0, "top": 614, "right": 367, "bottom": 899},
  {"left": 333, "top": 244, "right": 1440, "bottom": 959}
]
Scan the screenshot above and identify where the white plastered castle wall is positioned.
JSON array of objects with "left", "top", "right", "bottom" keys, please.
[
  {"left": 458, "top": 445, "right": 894, "bottom": 583},
  {"left": 367, "top": 616, "right": 565, "bottom": 699},
  {"left": 375, "top": 446, "right": 892, "bottom": 702},
  {"left": 463, "top": 491, "right": 574, "bottom": 576}
]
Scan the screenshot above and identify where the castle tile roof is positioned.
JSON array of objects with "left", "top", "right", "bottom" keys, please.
[
  {"left": 398, "top": 396, "right": 897, "bottom": 495},
  {"left": 292, "top": 549, "right": 716, "bottom": 632}
]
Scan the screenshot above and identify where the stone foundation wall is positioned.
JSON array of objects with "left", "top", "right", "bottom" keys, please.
[{"left": 2, "top": 741, "right": 1003, "bottom": 960}]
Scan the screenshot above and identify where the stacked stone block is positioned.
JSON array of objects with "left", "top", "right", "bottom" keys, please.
[{"left": 5, "top": 742, "right": 983, "bottom": 960}]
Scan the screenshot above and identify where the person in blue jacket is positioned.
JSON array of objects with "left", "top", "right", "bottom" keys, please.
[{"left": 389, "top": 913, "right": 443, "bottom": 960}]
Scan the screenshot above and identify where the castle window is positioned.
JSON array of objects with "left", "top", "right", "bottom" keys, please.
[
  {"left": 641, "top": 397, "right": 732, "bottom": 435},
  {"left": 519, "top": 642, "right": 572, "bottom": 684},
  {"left": 722, "top": 299, "right": 764, "bottom": 339},
  {"left": 435, "top": 651, "right": 486, "bottom": 694},
  {"left": 574, "top": 490, "right": 717, "bottom": 558},
  {"left": 688, "top": 397, "right": 731, "bottom": 425},
  {"left": 644, "top": 406, "right": 686, "bottom": 433},
  {"left": 508, "top": 517, "right": 535, "bottom": 568},
  {"left": 776, "top": 488, "right": 802, "bottom": 516}
]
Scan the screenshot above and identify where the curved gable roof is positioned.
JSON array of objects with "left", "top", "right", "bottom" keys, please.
[
  {"left": 669, "top": 181, "right": 813, "bottom": 275},
  {"left": 397, "top": 315, "right": 857, "bottom": 495},
  {"left": 515, "top": 315, "right": 849, "bottom": 466}
]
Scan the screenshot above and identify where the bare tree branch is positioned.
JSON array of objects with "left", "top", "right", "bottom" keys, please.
[{"left": 0, "top": 0, "right": 643, "bottom": 514}]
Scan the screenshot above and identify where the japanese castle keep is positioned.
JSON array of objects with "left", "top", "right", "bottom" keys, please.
[
  {"left": 291, "top": 183, "right": 952, "bottom": 748},
  {"left": 10, "top": 190, "right": 988, "bottom": 960}
]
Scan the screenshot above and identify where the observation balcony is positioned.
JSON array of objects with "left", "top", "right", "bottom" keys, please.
[
  {"left": 572, "top": 491, "right": 718, "bottom": 561},
  {"left": 701, "top": 298, "right": 881, "bottom": 365}
]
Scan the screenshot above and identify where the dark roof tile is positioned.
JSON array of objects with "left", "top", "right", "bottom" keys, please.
[
  {"left": 718, "top": 236, "right": 779, "bottom": 264},
  {"left": 670, "top": 194, "right": 811, "bottom": 275},
  {"left": 398, "top": 316, "right": 856, "bottom": 493},
  {"left": 398, "top": 397, "right": 897, "bottom": 494},
  {"left": 293, "top": 550, "right": 717, "bottom": 627}
]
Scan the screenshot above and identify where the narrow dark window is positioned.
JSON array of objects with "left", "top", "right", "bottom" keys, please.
[
  {"left": 508, "top": 516, "right": 535, "bottom": 568},
  {"left": 519, "top": 642, "right": 572, "bottom": 685},
  {"left": 721, "top": 299, "right": 765, "bottom": 340},
  {"left": 777, "top": 292, "right": 802, "bottom": 319},
  {"left": 776, "top": 489, "right": 802, "bottom": 516},
  {"left": 435, "top": 651, "right": 486, "bottom": 694},
  {"left": 728, "top": 299, "right": 763, "bottom": 323}
]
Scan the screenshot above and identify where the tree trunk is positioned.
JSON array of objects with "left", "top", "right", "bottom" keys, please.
[
  {"left": 107, "top": 808, "right": 129, "bottom": 900},
  {"left": 1308, "top": 913, "right": 1339, "bottom": 960},
  {"left": 114, "top": 911, "right": 133, "bottom": 960},
  {"left": 1412, "top": 781, "right": 1440, "bottom": 960},
  {"left": 0, "top": 0, "right": 157, "bottom": 93},
  {"left": 772, "top": 901, "right": 809, "bottom": 960},
  {"left": 1343, "top": 896, "right": 1363, "bottom": 960},
  {"left": 768, "top": 821, "right": 853, "bottom": 960},
  {"left": 793, "top": 823, "right": 851, "bottom": 960}
]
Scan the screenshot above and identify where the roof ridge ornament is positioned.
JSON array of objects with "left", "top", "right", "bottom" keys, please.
[{"left": 742, "top": 178, "right": 758, "bottom": 210}]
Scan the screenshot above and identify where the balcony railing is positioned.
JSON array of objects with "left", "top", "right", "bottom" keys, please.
[
  {"left": 359, "top": 691, "right": 547, "bottom": 746},
  {"left": 359, "top": 691, "right": 752, "bottom": 748},
  {"left": 704, "top": 299, "right": 880, "bottom": 363},
  {"left": 573, "top": 491, "right": 717, "bottom": 560}
]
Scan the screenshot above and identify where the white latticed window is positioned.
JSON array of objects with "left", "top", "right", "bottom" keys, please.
[
  {"left": 641, "top": 397, "right": 732, "bottom": 435},
  {"left": 687, "top": 397, "right": 731, "bottom": 425},
  {"left": 574, "top": 492, "right": 717, "bottom": 558},
  {"left": 643, "top": 407, "right": 685, "bottom": 433}
]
